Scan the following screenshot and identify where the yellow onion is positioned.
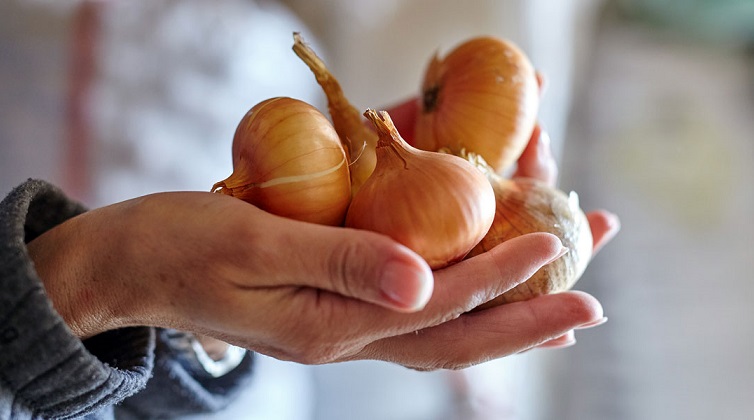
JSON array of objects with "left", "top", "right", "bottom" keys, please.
[
  {"left": 414, "top": 36, "right": 539, "bottom": 173},
  {"left": 212, "top": 97, "right": 351, "bottom": 226},
  {"left": 462, "top": 153, "right": 593, "bottom": 307},
  {"left": 293, "top": 33, "right": 377, "bottom": 195},
  {"left": 345, "top": 110, "right": 495, "bottom": 269}
]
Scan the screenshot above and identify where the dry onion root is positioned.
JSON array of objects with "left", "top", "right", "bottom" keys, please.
[
  {"left": 414, "top": 36, "right": 540, "bottom": 174},
  {"left": 345, "top": 110, "right": 496, "bottom": 269},
  {"left": 212, "top": 97, "right": 351, "bottom": 226},
  {"left": 458, "top": 151, "right": 593, "bottom": 307}
]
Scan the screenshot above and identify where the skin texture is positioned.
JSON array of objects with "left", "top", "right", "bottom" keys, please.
[{"left": 27, "top": 100, "right": 620, "bottom": 371}]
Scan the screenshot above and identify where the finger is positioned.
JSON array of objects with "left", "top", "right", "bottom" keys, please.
[
  {"left": 431, "top": 232, "right": 567, "bottom": 314},
  {"left": 586, "top": 210, "right": 621, "bottom": 255},
  {"left": 528, "top": 314, "right": 608, "bottom": 352},
  {"left": 337, "top": 232, "right": 568, "bottom": 340},
  {"left": 354, "top": 291, "right": 603, "bottom": 370},
  {"left": 254, "top": 231, "right": 567, "bottom": 361},
  {"left": 512, "top": 124, "right": 558, "bottom": 186},
  {"left": 260, "top": 215, "right": 434, "bottom": 313}
]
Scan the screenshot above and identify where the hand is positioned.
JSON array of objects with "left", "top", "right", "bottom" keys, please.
[{"left": 27, "top": 186, "right": 600, "bottom": 369}]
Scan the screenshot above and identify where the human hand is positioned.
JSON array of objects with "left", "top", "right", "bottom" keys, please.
[{"left": 27, "top": 186, "right": 599, "bottom": 369}]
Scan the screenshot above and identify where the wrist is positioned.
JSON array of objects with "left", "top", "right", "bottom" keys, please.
[{"left": 27, "top": 209, "right": 129, "bottom": 338}]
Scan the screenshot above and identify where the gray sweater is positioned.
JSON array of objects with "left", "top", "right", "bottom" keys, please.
[{"left": 0, "top": 180, "right": 254, "bottom": 419}]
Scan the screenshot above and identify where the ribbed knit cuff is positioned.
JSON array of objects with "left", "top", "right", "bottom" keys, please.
[
  {"left": 0, "top": 180, "right": 155, "bottom": 419},
  {"left": 116, "top": 329, "right": 254, "bottom": 418}
]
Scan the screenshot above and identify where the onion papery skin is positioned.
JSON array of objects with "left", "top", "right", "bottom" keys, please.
[
  {"left": 414, "top": 36, "right": 539, "bottom": 174},
  {"left": 213, "top": 97, "right": 351, "bottom": 226},
  {"left": 469, "top": 176, "right": 593, "bottom": 307},
  {"left": 346, "top": 110, "right": 496, "bottom": 269}
]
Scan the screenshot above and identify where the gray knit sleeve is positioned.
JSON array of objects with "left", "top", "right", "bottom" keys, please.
[
  {"left": 116, "top": 329, "right": 254, "bottom": 419},
  {"left": 0, "top": 180, "right": 154, "bottom": 419}
]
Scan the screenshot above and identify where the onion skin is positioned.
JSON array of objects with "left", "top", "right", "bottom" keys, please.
[
  {"left": 469, "top": 174, "right": 593, "bottom": 307},
  {"left": 346, "top": 110, "right": 496, "bottom": 269},
  {"left": 414, "top": 36, "right": 539, "bottom": 174},
  {"left": 212, "top": 97, "right": 351, "bottom": 226}
]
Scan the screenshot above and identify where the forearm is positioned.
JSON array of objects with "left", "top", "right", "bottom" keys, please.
[
  {"left": 27, "top": 194, "right": 180, "bottom": 339},
  {"left": 27, "top": 213, "right": 124, "bottom": 339}
]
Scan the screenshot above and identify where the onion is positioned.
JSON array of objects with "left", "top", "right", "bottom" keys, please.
[
  {"left": 345, "top": 110, "right": 496, "bottom": 269},
  {"left": 461, "top": 152, "right": 593, "bottom": 306},
  {"left": 414, "top": 36, "right": 539, "bottom": 174},
  {"left": 292, "top": 33, "right": 378, "bottom": 195},
  {"left": 212, "top": 97, "right": 351, "bottom": 226}
]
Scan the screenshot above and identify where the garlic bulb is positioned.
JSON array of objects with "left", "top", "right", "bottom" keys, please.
[
  {"left": 212, "top": 97, "right": 351, "bottom": 226},
  {"left": 345, "top": 110, "right": 496, "bottom": 269},
  {"left": 464, "top": 153, "right": 593, "bottom": 306},
  {"left": 414, "top": 36, "right": 539, "bottom": 174}
]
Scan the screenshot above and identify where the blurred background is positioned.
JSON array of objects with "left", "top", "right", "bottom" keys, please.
[{"left": 2, "top": 0, "right": 753, "bottom": 419}]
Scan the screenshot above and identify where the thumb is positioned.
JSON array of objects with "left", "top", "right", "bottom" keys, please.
[{"left": 272, "top": 220, "right": 434, "bottom": 313}]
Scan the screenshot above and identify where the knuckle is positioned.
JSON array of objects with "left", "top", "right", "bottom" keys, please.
[
  {"left": 290, "top": 347, "right": 338, "bottom": 365},
  {"left": 438, "top": 351, "right": 477, "bottom": 371},
  {"left": 286, "top": 334, "right": 351, "bottom": 365},
  {"left": 328, "top": 236, "right": 375, "bottom": 297},
  {"left": 405, "top": 356, "right": 472, "bottom": 372},
  {"left": 281, "top": 293, "right": 359, "bottom": 365}
]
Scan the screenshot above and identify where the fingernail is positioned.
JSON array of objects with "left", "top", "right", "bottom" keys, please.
[
  {"left": 380, "top": 260, "right": 434, "bottom": 312},
  {"left": 545, "top": 246, "right": 569, "bottom": 265},
  {"left": 576, "top": 316, "right": 608, "bottom": 330},
  {"left": 540, "top": 337, "right": 576, "bottom": 350}
]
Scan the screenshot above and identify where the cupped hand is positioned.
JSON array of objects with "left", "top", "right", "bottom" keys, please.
[{"left": 27, "top": 187, "right": 601, "bottom": 369}]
